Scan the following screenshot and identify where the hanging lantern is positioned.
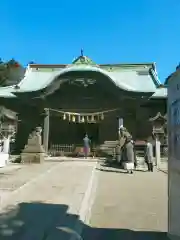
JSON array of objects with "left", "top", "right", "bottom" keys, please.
[
  {"left": 86, "top": 115, "right": 89, "bottom": 123},
  {"left": 78, "top": 115, "right": 81, "bottom": 123},
  {"left": 68, "top": 114, "right": 71, "bottom": 121},
  {"left": 72, "top": 115, "right": 76, "bottom": 122},
  {"left": 91, "top": 115, "right": 95, "bottom": 122},
  {"left": 101, "top": 113, "right": 104, "bottom": 120},
  {"left": 63, "top": 113, "right": 66, "bottom": 120}
]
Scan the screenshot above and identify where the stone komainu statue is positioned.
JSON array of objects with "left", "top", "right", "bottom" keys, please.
[{"left": 21, "top": 127, "right": 45, "bottom": 163}]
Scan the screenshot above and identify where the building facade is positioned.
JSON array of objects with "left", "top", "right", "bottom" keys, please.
[
  {"left": 0, "top": 55, "right": 167, "bottom": 154},
  {"left": 167, "top": 66, "right": 180, "bottom": 240}
]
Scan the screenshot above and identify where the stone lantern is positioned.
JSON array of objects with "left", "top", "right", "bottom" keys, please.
[
  {"left": 149, "top": 112, "right": 167, "bottom": 142},
  {"left": 149, "top": 112, "right": 167, "bottom": 166}
]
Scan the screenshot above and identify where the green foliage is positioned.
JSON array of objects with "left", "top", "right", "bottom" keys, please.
[
  {"left": 0, "top": 58, "right": 21, "bottom": 86},
  {"left": 0, "top": 60, "right": 8, "bottom": 86}
]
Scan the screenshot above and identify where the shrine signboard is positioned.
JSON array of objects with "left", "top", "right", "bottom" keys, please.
[{"left": 168, "top": 69, "right": 180, "bottom": 239}]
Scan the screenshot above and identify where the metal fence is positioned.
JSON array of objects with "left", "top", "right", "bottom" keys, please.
[{"left": 48, "top": 144, "right": 75, "bottom": 156}]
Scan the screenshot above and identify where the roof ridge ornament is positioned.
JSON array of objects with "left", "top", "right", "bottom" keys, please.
[{"left": 71, "top": 50, "right": 98, "bottom": 66}]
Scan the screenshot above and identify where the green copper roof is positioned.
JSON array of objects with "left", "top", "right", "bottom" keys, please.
[
  {"left": 151, "top": 87, "right": 167, "bottom": 98},
  {"left": 0, "top": 63, "right": 167, "bottom": 98},
  {"left": 16, "top": 65, "right": 156, "bottom": 92},
  {"left": 0, "top": 86, "right": 16, "bottom": 98},
  {"left": 72, "top": 56, "right": 96, "bottom": 65}
]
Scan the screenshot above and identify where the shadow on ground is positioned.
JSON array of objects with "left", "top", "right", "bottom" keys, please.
[
  {"left": 82, "top": 226, "right": 168, "bottom": 240},
  {"left": 0, "top": 202, "right": 168, "bottom": 239},
  {"left": 98, "top": 161, "right": 147, "bottom": 174},
  {"left": 96, "top": 167, "right": 128, "bottom": 174}
]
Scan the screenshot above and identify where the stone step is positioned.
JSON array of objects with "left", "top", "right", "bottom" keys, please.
[{"left": 104, "top": 140, "right": 118, "bottom": 144}]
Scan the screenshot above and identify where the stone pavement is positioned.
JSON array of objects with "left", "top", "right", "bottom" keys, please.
[
  {"left": 82, "top": 162, "right": 168, "bottom": 240},
  {"left": 0, "top": 162, "right": 58, "bottom": 200},
  {"left": 0, "top": 161, "right": 97, "bottom": 239},
  {"left": 158, "top": 161, "right": 168, "bottom": 174}
]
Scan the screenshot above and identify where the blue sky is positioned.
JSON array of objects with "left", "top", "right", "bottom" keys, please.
[{"left": 0, "top": 0, "right": 180, "bottom": 82}]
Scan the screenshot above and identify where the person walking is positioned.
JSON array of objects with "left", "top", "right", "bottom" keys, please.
[
  {"left": 83, "top": 134, "right": 91, "bottom": 159},
  {"left": 144, "top": 138, "right": 154, "bottom": 172},
  {"left": 124, "top": 136, "right": 134, "bottom": 174}
]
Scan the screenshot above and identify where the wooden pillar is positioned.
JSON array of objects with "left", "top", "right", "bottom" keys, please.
[{"left": 43, "top": 108, "right": 50, "bottom": 153}]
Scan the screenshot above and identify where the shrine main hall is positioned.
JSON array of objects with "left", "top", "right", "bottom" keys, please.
[{"left": 0, "top": 54, "right": 167, "bottom": 154}]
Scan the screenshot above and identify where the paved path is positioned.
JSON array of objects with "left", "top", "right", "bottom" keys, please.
[
  {"left": 82, "top": 162, "right": 168, "bottom": 240},
  {"left": 0, "top": 162, "right": 57, "bottom": 200},
  {"left": 0, "top": 160, "right": 168, "bottom": 239},
  {"left": 158, "top": 162, "right": 168, "bottom": 174},
  {"left": 0, "top": 161, "right": 96, "bottom": 239}
]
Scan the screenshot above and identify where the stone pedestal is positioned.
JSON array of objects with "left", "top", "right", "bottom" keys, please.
[
  {"left": 21, "top": 127, "right": 45, "bottom": 164},
  {"left": 3, "top": 137, "right": 10, "bottom": 154},
  {"left": 43, "top": 108, "right": 50, "bottom": 153},
  {"left": 0, "top": 154, "right": 8, "bottom": 167},
  {"left": 155, "top": 139, "right": 161, "bottom": 167},
  {"left": 0, "top": 137, "right": 10, "bottom": 167}
]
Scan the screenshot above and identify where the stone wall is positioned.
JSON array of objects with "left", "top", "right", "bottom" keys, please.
[
  {"left": 168, "top": 69, "right": 180, "bottom": 239},
  {"left": 168, "top": 163, "right": 180, "bottom": 239}
]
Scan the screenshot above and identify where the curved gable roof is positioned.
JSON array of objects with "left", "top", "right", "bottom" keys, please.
[
  {"left": 0, "top": 63, "right": 165, "bottom": 98},
  {"left": 0, "top": 86, "right": 17, "bottom": 98},
  {"left": 151, "top": 87, "right": 167, "bottom": 99},
  {"left": 13, "top": 65, "right": 157, "bottom": 93}
]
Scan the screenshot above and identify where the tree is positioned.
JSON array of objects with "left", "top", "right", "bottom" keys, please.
[
  {"left": 0, "top": 58, "right": 23, "bottom": 86},
  {"left": 0, "top": 60, "right": 9, "bottom": 86},
  {"left": 6, "top": 58, "right": 20, "bottom": 68}
]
